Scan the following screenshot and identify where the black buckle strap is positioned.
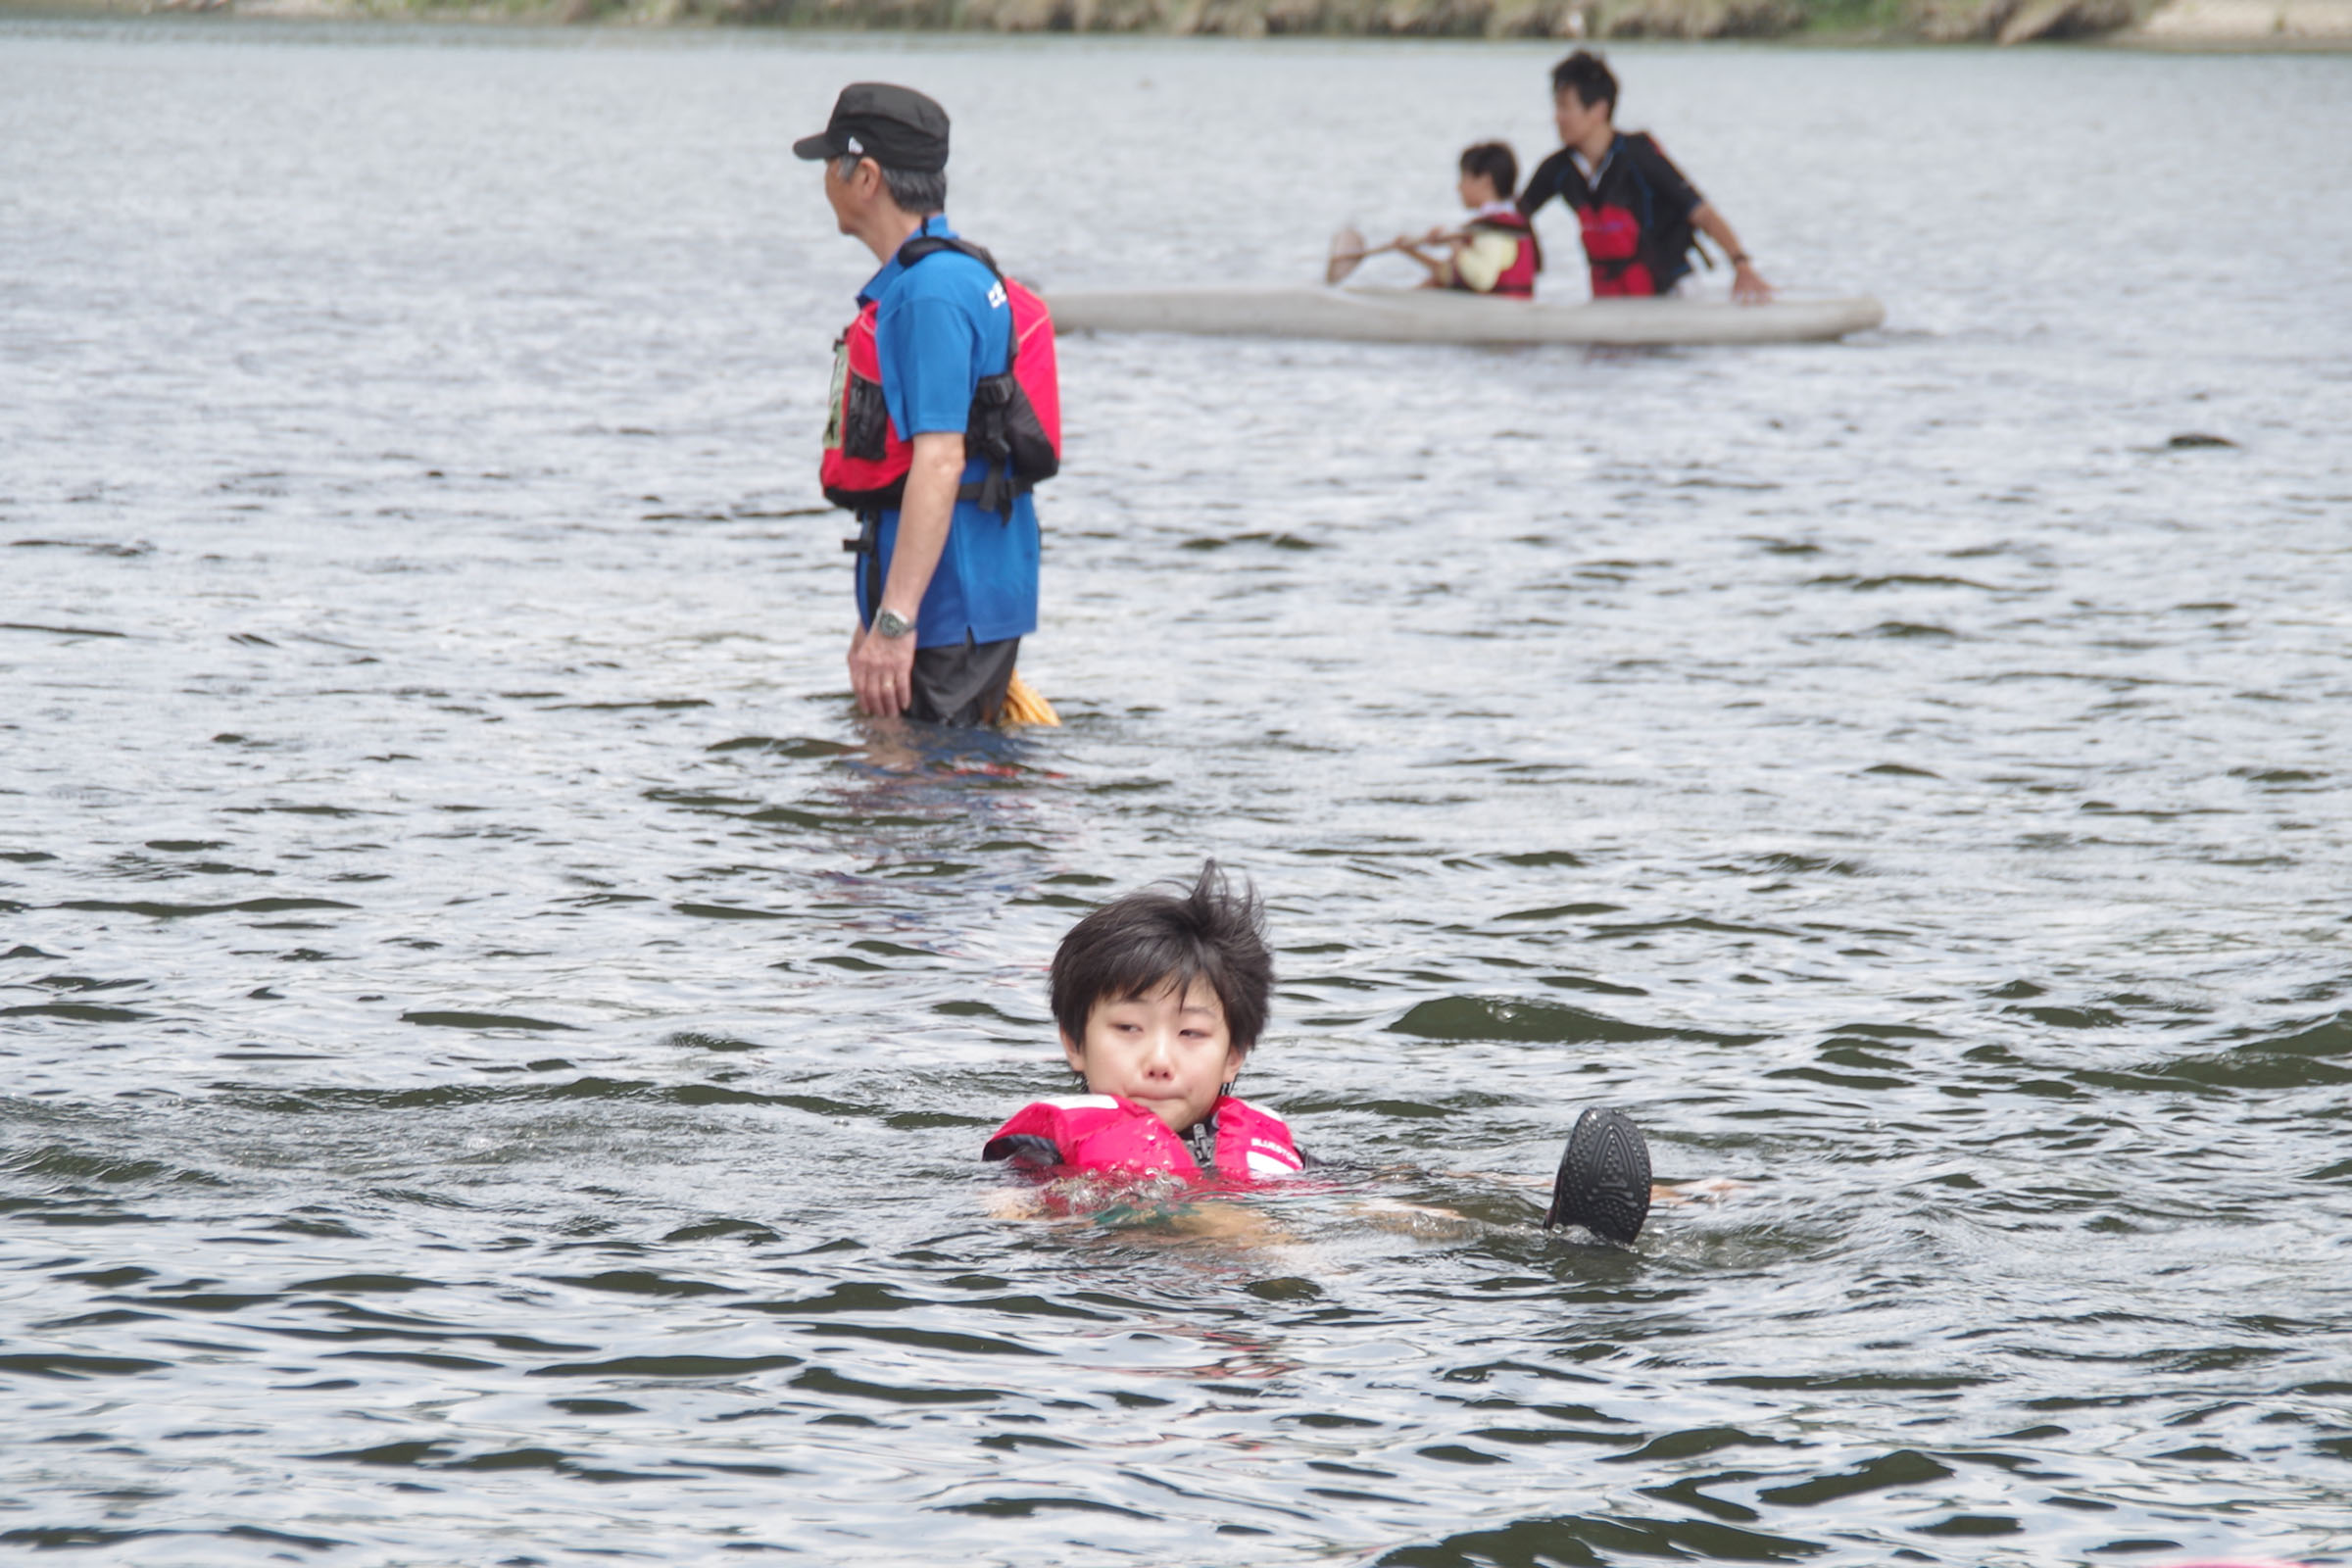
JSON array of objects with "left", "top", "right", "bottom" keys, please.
[
  {"left": 892, "top": 230, "right": 1028, "bottom": 520},
  {"left": 957, "top": 469, "right": 1029, "bottom": 519},
  {"left": 842, "top": 511, "right": 883, "bottom": 625}
]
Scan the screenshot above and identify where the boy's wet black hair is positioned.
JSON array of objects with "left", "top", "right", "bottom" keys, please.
[
  {"left": 1458, "top": 141, "right": 1519, "bottom": 201},
  {"left": 1550, "top": 49, "right": 1618, "bottom": 116},
  {"left": 1050, "top": 860, "right": 1272, "bottom": 1054}
]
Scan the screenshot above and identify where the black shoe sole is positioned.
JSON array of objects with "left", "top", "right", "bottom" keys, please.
[{"left": 1544, "top": 1106, "right": 1651, "bottom": 1247}]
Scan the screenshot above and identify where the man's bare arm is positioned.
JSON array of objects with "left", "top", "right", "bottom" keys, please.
[
  {"left": 849, "top": 430, "right": 962, "bottom": 718},
  {"left": 1691, "top": 202, "right": 1773, "bottom": 303}
]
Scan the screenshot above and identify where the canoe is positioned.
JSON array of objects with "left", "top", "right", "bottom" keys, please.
[{"left": 1043, "top": 285, "right": 1884, "bottom": 347}]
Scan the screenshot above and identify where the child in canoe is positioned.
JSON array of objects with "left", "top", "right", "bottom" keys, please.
[
  {"left": 981, "top": 861, "right": 1653, "bottom": 1246},
  {"left": 1392, "top": 142, "right": 1544, "bottom": 299}
]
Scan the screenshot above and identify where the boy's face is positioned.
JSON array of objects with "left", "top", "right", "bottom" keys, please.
[
  {"left": 1062, "top": 979, "right": 1245, "bottom": 1134},
  {"left": 1458, "top": 171, "right": 1499, "bottom": 209},
  {"left": 1553, "top": 85, "right": 1610, "bottom": 146}
]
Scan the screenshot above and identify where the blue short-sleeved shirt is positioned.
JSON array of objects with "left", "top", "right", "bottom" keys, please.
[{"left": 858, "top": 215, "right": 1042, "bottom": 649}]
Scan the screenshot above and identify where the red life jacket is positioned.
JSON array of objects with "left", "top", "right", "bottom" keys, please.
[
  {"left": 820, "top": 233, "right": 1061, "bottom": 519},
  {"left": 1579, "top": 203, "right": 1657, "bottom": 298},
  {"left": 1457, "top": 211, "right": 1543, "bottom": 299},
  {"left": 981, "top": 1094, "right": 1305, "bottom": 1183}
]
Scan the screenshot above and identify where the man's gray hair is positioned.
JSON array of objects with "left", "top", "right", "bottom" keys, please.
[{"left": 835, "top": 154, "right": 947, "bottom": 217}]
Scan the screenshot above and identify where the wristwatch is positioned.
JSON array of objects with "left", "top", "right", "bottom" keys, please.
[{"left": 872, "top": 608, "right": 916, "bottom": 639}]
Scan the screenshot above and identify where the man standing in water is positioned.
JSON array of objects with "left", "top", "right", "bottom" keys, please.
[
  {"left": 1517, "top": 51, "right": 1774, "bottom": 305},
  {"left": 799, "top": 84, "right": 1054, "bottom": 726}
]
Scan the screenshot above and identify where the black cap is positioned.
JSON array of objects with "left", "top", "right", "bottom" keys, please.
[{"left": 793, "top": 83, "right": 950, "bottom": 174}]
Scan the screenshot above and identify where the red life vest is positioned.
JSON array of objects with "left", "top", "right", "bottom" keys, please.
[
  {"left": 1457, "top": 211, "right": 1543, "bottom": 299},
  {"left": 981, "top": 1094, "right": 1305, "bottom": 1183},
  {"left": 1579, "top": 203, "right": 1656, "bottom": 298},
  {"left": 820, "top": 233, "right": 1061, "bottom": 518}
]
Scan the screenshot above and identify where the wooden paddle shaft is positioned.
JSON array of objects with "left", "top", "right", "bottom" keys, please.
[
  {"left": 1334, "top": 229, "right": 1470, "bottom": 263},
  {"left": 1327, "top": 225, "right": 1473, "bottom": 284}
]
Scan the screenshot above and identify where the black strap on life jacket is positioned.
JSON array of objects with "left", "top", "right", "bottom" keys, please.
[
  {"left": 1183, "top": 1116, "right": 1219, "bottom": 1173},
  {"left": 1577, "top": 135, "right": 1697, "bottom": 290},
  {"left": 844, "top": 510, "right": 886, "bottom": 623},
  {"left": 894, "top": 234, "right": 1034, "bottom": 519},
  {"left": 838, "top": 231, "right": 1044, "bottom": 593},
  {"left": 1625, "top": 136, "right": 1698, "bottom": 288}
]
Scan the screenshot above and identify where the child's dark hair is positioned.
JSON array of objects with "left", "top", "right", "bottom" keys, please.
[
  {"left": 1459, "top": 141, "right": 1518, "bottom": 200},
  {"left": 1050, "top": 861, "right": 1273, "bottom": 1054},
  {"left": 1550, "top": 49, "right": 1618, "bottom": 115}
]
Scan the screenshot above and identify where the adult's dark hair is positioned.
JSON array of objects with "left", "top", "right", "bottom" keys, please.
[
  {"left": 1550, "top": 49, "right": 1618, "bottom": 116},
  {"left": 1458, "top": 141, "right": 1519, "bottom": 200},
  {"left": 836, "top": 154, "right": 947, "bottom": 217},
  {"left": 1050, "top": 860, "right": 1273, "bottom": 1054}
]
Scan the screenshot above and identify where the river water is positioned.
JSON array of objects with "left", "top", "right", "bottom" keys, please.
[{"left": 5, "top": 19, "right": 2351, "bottom": 1567}]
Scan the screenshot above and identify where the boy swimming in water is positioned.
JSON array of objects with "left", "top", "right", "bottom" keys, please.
[{"left": 982, "top": 862, "right": 1653, "bottom": 1246}]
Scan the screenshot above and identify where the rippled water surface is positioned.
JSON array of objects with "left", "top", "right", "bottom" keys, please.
[{"left": 5, "top": 20, "right": 2352, "bottom": 1566}]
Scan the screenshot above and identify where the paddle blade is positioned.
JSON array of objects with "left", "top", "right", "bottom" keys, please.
[
  {"left": 1326, "top": 226, "right": 1369, "bottom": 286},
  {"left": 998, "top": 671, "right": 1059, "bottom": 728}
]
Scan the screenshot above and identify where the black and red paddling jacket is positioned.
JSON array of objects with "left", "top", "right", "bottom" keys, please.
[
  {"left": 820, "top": 233, "right": 1061, "bottom": 519},
  {"left": 1454, "top": 210, "right": 1543, "bottom": 299},
  {"left": 1517, "top": 131, "right": 1703, "bottom": 300}
]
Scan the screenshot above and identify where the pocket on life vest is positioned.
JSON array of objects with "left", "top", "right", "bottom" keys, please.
[
  {"left": 821, "top": 338, "right": 850, "bottom": 452},
  {"left": 964, "top": 369, "right": 1059, "bottom": 517},
  {"left": 972, "top": 371, "right": 1059, "bottom": 486},
  {"left": 841, "top": 370, "right": 891, "bottom": 464},
  {"left": 1579, "top": 206, "right": 1642, "bottom": 264}
]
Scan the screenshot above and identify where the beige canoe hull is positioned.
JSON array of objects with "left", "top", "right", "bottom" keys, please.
[{"left": 1044, "top": 285, "right": 1885, "bottom": 347}]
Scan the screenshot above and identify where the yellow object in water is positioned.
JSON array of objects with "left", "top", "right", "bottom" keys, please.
[{"left": 999, "top": 671, "right": 1060, "bottom": 727}]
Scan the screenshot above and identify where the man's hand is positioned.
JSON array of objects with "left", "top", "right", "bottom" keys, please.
[
  {"left": 1731, "top": 260, "right": 1774, "bottom": 304},
  {"left": 849, "top": 619, "right": 915, "bottom": 718},
  {"left": 846, "top": 430, "right": 961, "bottom": 721},
  {"left": 1692, "top": 202, "right": 1774, "bottom": 305},
  {"left": 1393, "top": 234, "right": 1450, "bottom": 287}
]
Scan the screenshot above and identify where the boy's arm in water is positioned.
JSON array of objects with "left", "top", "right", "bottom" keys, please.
[
  {"left": 1454, "top": 1170, "right": 1744, "bottom": 1203},
  {"left": 980, "top": 1181, "right": 1293, "bottom": 1245},
  {"left": 981, "top": 1164, "right": 1740, "bottom": 1245}
]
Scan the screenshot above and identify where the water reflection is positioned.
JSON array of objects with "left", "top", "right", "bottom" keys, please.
[{"left": 5, "top": 18, "right": 2351, "bottom": 1568}]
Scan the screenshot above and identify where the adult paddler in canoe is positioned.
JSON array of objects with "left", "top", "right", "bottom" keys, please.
[{"left": 1045, "top": 49, "right": 1883, "bottom": 350}]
